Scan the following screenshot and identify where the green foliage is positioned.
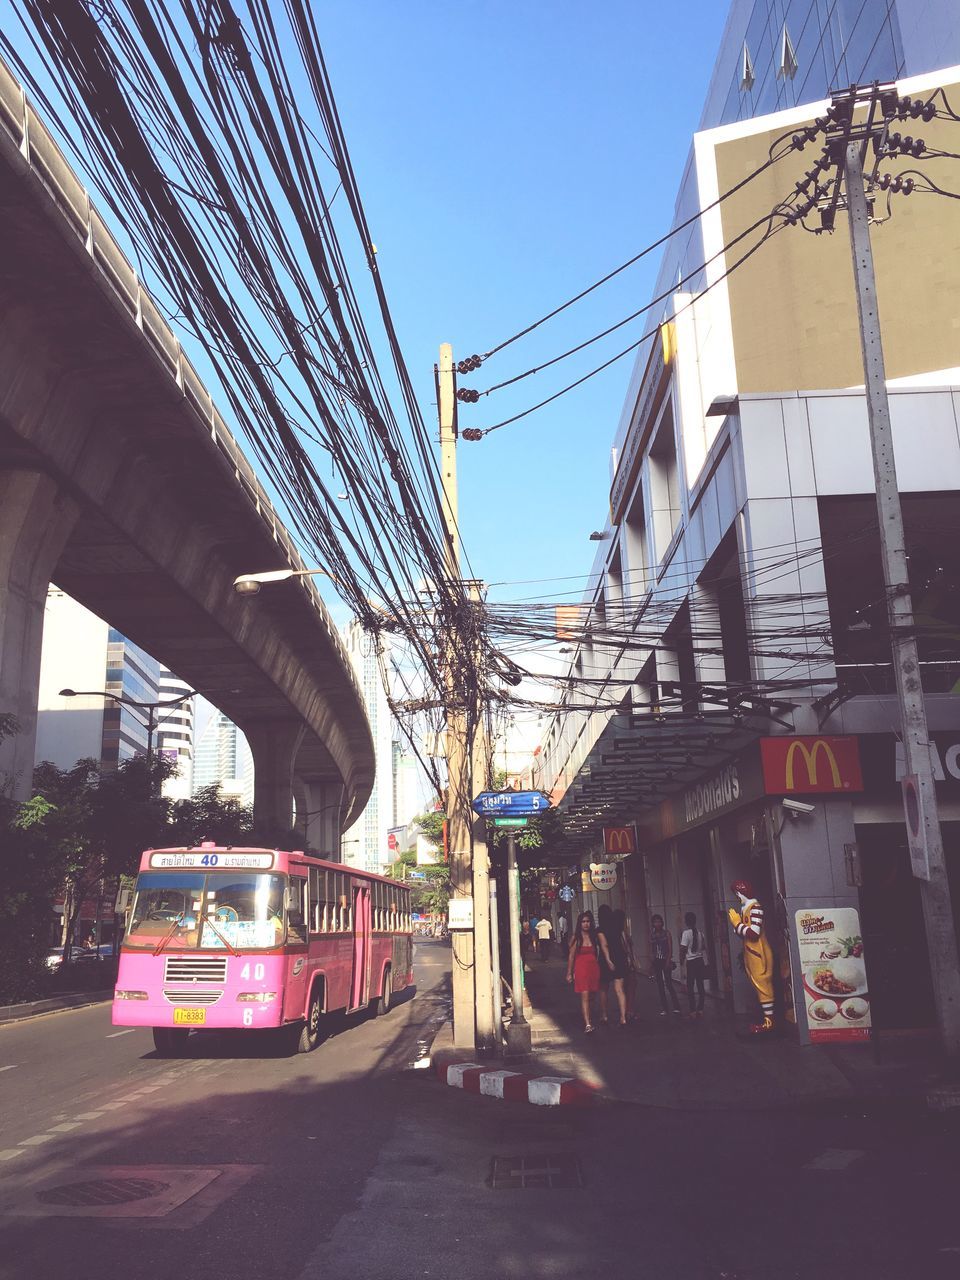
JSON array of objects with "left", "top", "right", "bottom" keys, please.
[
  {"left": 384, "top": 808, "right": 450, "bottom": 917},
  {"left": 0, "top": 744, "right": 263, "bottom": 1003}
]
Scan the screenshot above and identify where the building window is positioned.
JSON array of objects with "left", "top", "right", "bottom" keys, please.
[
  {"left": 777, "top": 24, "right": 798, "bottom": 80},
  {"left": 740, "top": 41, "right": 755, "bottom": 92},
  {"left": 648, "top": 404, "right": 681, "bottom": 563}
]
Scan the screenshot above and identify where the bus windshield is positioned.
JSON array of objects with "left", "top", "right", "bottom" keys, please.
[{"left": 125, "top": 871, "right": 286, "bottom": 950}]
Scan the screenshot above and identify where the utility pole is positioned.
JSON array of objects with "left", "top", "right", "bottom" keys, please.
[
  {"left": 436, "top": 343, "right": 498, "bottom": 1055},
  {"left": 837, "top": 95, "right": 960, "bottom": 1059}
]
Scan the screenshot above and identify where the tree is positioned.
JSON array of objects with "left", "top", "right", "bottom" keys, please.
[{"left": 385, "top": 808, "right": 450, "bottom": 919}]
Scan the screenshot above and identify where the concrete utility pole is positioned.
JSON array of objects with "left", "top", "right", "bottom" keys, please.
[
  {"left": 437, "top": 343, "right": 498, "bottom": 1055},
  {"left": 841, "top": 129, "right": 960, "bottom": 1059}
]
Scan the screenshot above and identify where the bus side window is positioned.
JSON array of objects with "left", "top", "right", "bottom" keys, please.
[
  {"left": 288, "top": 877, "right": 308, "bottom": 944},
  {"left": 308, "top": 867, "right": 320, "bottom": 934}
]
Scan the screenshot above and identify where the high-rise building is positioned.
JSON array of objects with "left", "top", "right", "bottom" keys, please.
[
  {"left": 341, "top": 621, "right": 394, "bottom": 872},
  {"left": 36, "top": 589, "right": 161, "bottom": 771},
  {"left": 156, "top": 667, "right": 194, "bottom": 801},
  {"left": 191, "top": 705, "right": 254, "bottom": 808}
]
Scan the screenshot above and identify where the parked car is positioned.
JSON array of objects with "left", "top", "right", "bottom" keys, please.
[{"left": 45, "top": 942, "right": 116, "bottom": 971}]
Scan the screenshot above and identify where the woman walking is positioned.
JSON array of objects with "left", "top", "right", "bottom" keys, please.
[
  {"left": 566, "top": 910, "right": 613, "bottom": 1033},
  {"left": 650, "top": 914, "right": 681, "bottom": 1016},
  {"left": 680, "top": 911, "right": 708, "bottom": 1017},
  {"left": 596, "top": 904, "right": 629, "bottom": 1026}
]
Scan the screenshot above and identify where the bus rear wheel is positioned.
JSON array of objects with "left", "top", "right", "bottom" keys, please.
[
  {"left": 153, "top": 1027, "right": 190, "bottom": 1057},
  {"left": 376, "top": 966, "right": 392, "bottom": 1016}
]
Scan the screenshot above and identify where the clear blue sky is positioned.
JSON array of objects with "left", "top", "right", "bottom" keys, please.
[
  {"left": 308, "top": 1, "right": 729, "bottom": 603},
  {"left": 2, "top": 0, "right": 730, "bottom": 613}
]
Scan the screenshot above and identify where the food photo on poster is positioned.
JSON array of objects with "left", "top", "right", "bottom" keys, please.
[{"left": 794, "top": 907, "right": 872, "bottom": 1042}]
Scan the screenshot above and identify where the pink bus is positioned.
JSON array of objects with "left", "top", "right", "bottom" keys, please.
[{"left": 113, "top": 844, "right": 413, "bottom": 1056}]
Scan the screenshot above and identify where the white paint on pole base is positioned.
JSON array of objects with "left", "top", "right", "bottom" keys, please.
[
  {"left": 527, "top": 1076, "right": 573, "bottom": 1106},
  {"left": 478, "top": 1070, "right": 522, "bottom": 1099},
  {"left": 445, "top": 1062, "right": 481, "bottom": 1088}
]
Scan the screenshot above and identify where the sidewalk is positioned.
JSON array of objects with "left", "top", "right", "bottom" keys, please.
[
  {"left": 0, "top": 990, "right": 113, "bottom": 1025},
  {"left": 433, "top": 954, "right": 948, "bottom": 1110}
]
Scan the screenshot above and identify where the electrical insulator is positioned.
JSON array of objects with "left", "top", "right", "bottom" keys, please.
[
  {"left": 456, "top": 354, "right": 482, "bottom": 375},
  {"left": 456, "top": 387, "right": 480, "bottom": 404},
  {"left": 461, "top": 428, "right": 484, "bottom": 441}
]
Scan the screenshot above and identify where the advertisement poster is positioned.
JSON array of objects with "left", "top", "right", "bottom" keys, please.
[{"left": 795, "top": 907, "right": 871, "bottom": 1042}]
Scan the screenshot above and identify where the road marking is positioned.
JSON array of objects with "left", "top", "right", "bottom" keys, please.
[
  {"left": 0, "top": 1065, "right": 17, "bottom": 1073},
  {"left": 106, "top": 1029, "right": 136, "bottom": 1039},
  {"left": 48, "top": 1122, "right": 81, "bottom": 1133},
  {"left": 18, "top": 1135, "right": 55, "bottom": 1146},
  {"left": 0, "top": 1149, "right": 25, "bottom": 1162},
  {"left": 94, "top": 1102, "right": 128, "bottom": 1111},
  {"left": 73, "top": 1112, "right": 105, "bottom": 1120},
  {"left": 803, "top": 1148, "right": 865, "bottom": 1171}
]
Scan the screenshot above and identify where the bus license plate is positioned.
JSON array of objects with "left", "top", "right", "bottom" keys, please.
[{"left": 173, "top": 1008, "right": 206, "bottom": 1025}]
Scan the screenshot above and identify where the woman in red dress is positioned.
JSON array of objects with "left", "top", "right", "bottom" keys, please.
[{"left": 566, "top": 911, "right": 613, "bottom": 1033}]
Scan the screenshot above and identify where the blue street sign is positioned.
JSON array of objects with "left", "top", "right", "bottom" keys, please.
[{"left": 472, "top": 790, "right": 551, "bottom": 817}]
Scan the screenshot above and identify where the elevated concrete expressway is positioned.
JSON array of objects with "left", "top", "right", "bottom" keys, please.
[{"left": 0, "top": 56, "right": 374, "bottom": 850}]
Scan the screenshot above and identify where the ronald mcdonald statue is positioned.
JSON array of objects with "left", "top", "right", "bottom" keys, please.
[{"left": 728, "top": 879, "right": 776, "bottom": 1033}]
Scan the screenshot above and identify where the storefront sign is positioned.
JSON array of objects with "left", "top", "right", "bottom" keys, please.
[
  {"left": 589, "top": 862, "right": 618, "bottom": 891},
  {"left": 795, "top": 907, "right": 871, "bottom": 1043},
  {"left": 682, "top": 763, "right": 741, "bottom": 826},
  {"left": 603, "top": 825, "right": 637, "bottom": 856},
  {"left": 761, "top": 736, "right": 863, "bottom": 795}
]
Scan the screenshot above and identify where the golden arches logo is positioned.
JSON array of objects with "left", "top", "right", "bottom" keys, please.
[
  {"left": 603, "top": 827, "right": 635, "bottom": 854},
  {"left": 784, "top": 739, "right": 842, "bottom": 791}
]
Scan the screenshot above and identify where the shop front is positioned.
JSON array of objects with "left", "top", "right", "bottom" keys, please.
[{"left": 625, "top": 735, "right": 880, "bottom": 1042}]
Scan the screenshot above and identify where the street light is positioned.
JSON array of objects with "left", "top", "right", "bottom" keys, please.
[
  {"left": 59, "top": 687, "right": 196, "bottom": 770},
  {"left": 233, "top": 567, "right": 334, "bottom": 596}
]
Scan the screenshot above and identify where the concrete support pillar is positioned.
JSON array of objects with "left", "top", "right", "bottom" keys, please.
[
  {"left": 245, "top": 719, "right": 304, "bottom": 839},
  {"left": 294, "top": 778, "right": 344, "bottom": 859},
  {"left": 0, "top": 469, "right": 79, "bottom": 799}
]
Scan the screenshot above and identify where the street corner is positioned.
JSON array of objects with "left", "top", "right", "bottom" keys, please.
[{"left": 434, "top": 1058, "right": 599, "bottom": 1107}]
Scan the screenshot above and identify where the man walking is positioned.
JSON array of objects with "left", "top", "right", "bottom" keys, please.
[{"left": 535, "top": 916, "right": 554, "bottom": 961}]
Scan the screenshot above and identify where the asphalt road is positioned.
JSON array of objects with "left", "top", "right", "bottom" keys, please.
[{"left": 1, "top": 941, "right": 959, "bottom": 1280}]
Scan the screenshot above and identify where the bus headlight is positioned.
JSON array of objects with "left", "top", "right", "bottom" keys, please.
[
  {"left": 236, "top": 992, "right": 278, "bottom": 1002},
  {"left": 115, "top": 989, "right": 149, "bottom": 1000}
]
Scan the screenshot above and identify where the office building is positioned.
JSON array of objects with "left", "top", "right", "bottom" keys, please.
[
  {"left": 191, "top": 705, "right": 254, "bottom": 809},
  {"left": 535, "top": 2, "right": 960, "bottom": 1044}
]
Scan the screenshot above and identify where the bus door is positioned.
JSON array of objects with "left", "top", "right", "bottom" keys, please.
[{"left": 349, "top": 885, "right": 371, "bottom": 1010}]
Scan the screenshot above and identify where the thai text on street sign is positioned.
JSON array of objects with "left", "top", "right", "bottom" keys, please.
[{"left": 472, "top": 790, "right": 551, "bottom": 817}]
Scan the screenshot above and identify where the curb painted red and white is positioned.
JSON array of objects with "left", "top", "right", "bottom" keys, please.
[{"left": 436, "top": 1060, "right": 597, "bottom": 1107}]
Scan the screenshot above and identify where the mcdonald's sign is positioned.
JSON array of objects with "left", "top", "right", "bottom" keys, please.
[
  {"left": 603, "top": 825, "right": 637, "bottom": 856},
  {"left": 760, "top": 736, "right": 863, "bottom": 795}
]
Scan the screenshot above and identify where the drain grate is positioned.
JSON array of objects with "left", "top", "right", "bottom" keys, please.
[
  {"left": 38, "top": 1177, "right": 170, "bottom": 1207},
  {"left": 489, "top": 1153, "right": 583, "bottom": 1190}
]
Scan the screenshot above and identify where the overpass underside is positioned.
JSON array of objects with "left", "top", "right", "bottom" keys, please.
[{"left": 0, "top": 62, "right": 375, "bottom": 852}]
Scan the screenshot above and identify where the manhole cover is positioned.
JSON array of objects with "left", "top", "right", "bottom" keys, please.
[
  {"left": 489, "top": 1153, "right": 583, "bottom": 1190},
  {"left": 38, "top": 1177, "right": 170, "bottom": 1207}
]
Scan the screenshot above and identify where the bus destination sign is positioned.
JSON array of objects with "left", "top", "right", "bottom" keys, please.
[{"left": 148, "top": 851, "right": 275, "bottom": 870}]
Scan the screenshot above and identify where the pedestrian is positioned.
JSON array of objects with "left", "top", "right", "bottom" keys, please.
[
  {"left": 680, "top": 911, "right": 708, "bottom": 1018},
  {"left": 535, "top": 915, "right": 553, "bottom": 961},
  {"left": 566, "top": 910, "right": 614, "bottom": 1034},
  {"left": 650, "top": 914, "right": 681, "bottom": 1016},
  {"left": 596, "top": 905, "right": 629, "bottom": 1026},
  {"left": 519, "top": 919, "right": 534, "bottom": 969},
  {"left": 557, "top": 913, "right": 569, "bottom": 956},
  {"left": 529, "top": 912, "right": 540, "bottom": 957},
  {"left": 613, "top": 909, "right": 640, "bottom": 1021}
]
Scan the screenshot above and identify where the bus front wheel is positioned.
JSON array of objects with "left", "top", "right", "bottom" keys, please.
[
  {"left": 153, "top": 1027, "right": 190, "bottom": 1057},
  {"left": 295, "top": 987, "right": 323, "bottom": 1053}
]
